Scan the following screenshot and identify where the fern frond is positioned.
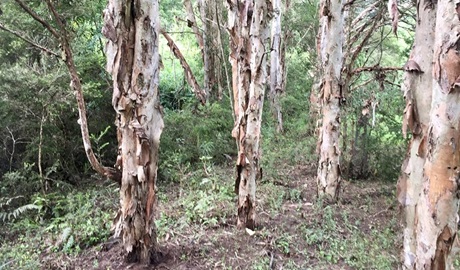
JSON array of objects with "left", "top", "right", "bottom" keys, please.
[{"left": 0, "top": 201, "right": 40, "bottom": 222}]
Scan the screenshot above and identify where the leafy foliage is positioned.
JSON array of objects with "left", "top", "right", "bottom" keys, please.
[
  {"left": 0, "top": 195, "right": 40, "bottom": 222},
  {"left": 159, "top": 101, "right": 235, "bottom": 182}
]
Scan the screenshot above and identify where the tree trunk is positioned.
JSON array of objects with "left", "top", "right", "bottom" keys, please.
[
  {"left": 407, "top": 0, "right": 460, "bottom": 267},
  {"left": 183, "top": 0, "right": 204, "bottom": 50},
  {"left": 103, "top": 0, "right": 163, "bottom": 263},
  {"left": 199, "top": 0, "right": 218, "bottom": 100},
  {"left": 269, "top": 0, "right": 284, "bottom": 133},
  {"left": 215, "top": 0, "right": 233, "bottom": 119},
  {"left": 227, "top": 0, "right": 271, "bottom": 229},
  {"left": 397, "top": 0, "right": 435, "bottom": 266},
  {"left": 315, "top": 0, "right": 345, "bottom": 202}
]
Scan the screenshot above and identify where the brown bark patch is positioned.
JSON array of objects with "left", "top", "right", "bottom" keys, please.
[
  {"left": 425, "top": 140, "right": 459, "bottom": 207},
  {"left": 402, "top": 87, "right": 423, "bottom": 138},
  {"left": 397, "top": 155, "right": 410, "bottom": 205},
  {"left": 237, "top": 194, "right": 255, "bottom": 230},
  {"left": 440, "top": 48, "right": 460, "bottom": 93},
  {"left": 404, "top": 60, "right": 423, "bottom": 73},
  {"left": 456, "top": 3, "right": 460, "bottom": 20},
  {"left": 432, "top": 226, "right": 455, "bottom": 269},
  {"left": 417, "top": 135, "right": 427, "bottom": 157}
]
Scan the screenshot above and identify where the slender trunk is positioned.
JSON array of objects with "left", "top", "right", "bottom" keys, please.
[
  {"left": 341, "top": 112, "right": 347, "bottom": 174},
  {"left": 316, "top": 0, "right": 346, "bottom": 202},
  {"left": 6, "top": 127, "right": 16, "bottom": 172},
  {"left": 279, "top": 0, "right": 289, "bottom": 95},
  {"left": 215, "top": 1, "right": 233, "bottom": 120},
  {"left": 183, "top": 0, "right": 204, "bottom": 50},
  {"left": 269, "top": 0, "right": 283, "bottom": 133},
  {"left": 348, "top": 117, "right": 359, "bottom": 178},
  {"left": 397, "top": 0, "right": 435, "bottom": 267},
  {"left": 227, "top": 0, "right": 271, "bottom": 229},
  {"left": 410, "top": 0, "right": 460, "bottom": 266},
  {"left": 310, "top": 71, "right": 322, "bottom": 138},
  {"left": 199, "top": 0, "right": 217, "bottom": 100},
  {"left": 213, "top": 0, "right": 224, "bottom": 100},
  {"left": 39, "top": 108, "right": 47, "bottom": 194},
  {"left": 103, "top": 0, "right": 163, "bottom": 263}
]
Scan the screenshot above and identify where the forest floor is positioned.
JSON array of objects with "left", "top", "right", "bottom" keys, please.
[{"left": 36, "top": 163, "right": 400, "bottom": 270}]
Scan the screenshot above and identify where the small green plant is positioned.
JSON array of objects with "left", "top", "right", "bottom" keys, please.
[
  {"left": 0, "top": 195, "right": 40, "bottom": 223},
  {"left": 90, "top": 125, "right": 111, "bottom": 162},
  {"left": 275, "top": 233, "right": 292, "bottom": 254}
]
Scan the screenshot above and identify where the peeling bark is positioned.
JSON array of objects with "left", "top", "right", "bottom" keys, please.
[
  {"left": 316, "top": 0, "right": 346, "bottom": 202},
  {"left": 227, "top": 0, "right": 272, "bottom": 229},
  {"left": 103, "top": 0, "right": 163, "bottom": 263},
  {"left": 411, "top": 0, "right": 460, "bottom": 266},
  {"left": 397, "top": 0, "right": 435, "bottom": 267},
  {"left": 160, "top": 29, "right": 206, "bottom": 104}
]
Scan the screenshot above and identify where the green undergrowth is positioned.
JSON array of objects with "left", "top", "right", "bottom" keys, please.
[
  {"left": 0, "top": 97, "right": 404, "bottom": 269},
  {"left": 0, "top": 183, "right": 117, "bottom": 269},
  {"left": 0, "top": 164, "right": 402, "bottom": 269},
  {"left": 154, "top": 152, "right": 400, "bottom": 269}
]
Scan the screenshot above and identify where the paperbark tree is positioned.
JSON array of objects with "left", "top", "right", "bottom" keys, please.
[
  {"left": 402, "top": 0, "right": 460, "bottom": 267},
  {"left": 269, "top": 0, "right": 284, "bottom": 133},
  {"left": 315, "top": 0, "right": 346, "bottom": 202},
  {"left": 397, "top": 0, "right": 435, "bottom": 267},
  {"left": 103, "top": 0, "right": 163, "bottom": 263},
  {"left": 227, "top": 0, "right": 272, "bottom": 229}
]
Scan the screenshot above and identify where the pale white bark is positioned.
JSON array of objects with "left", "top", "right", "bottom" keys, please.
[
  {"left": 316, "top": 0, "right": 346, "bottom": 201},
  {"left": 227, "top": 0, "right": 271, "bottom": 229},
  {"left": 412, "top": 0, "right": 460, "bottom": 267},
  {"left": 270, "top": 0, "right": 284, "bottom": 133},
  {"left": 184, "top": 0, "right": 204, "bottom": 50},
  {"left": 397, "top": 1, "right": 436, "bottom": 267}
]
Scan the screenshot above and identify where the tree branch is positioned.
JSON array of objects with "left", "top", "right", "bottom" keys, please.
[
  {"left": 43, "top": 0, "right": 65, "bottom": 34},
  {"left": 44, "top": 0, "right": 122, "bottom": 184},
  {"left": 0, "top": 22, "right": 59, "bottom": 57},
  {"left": 13, "top": 0, "right": 60, "bottom": 39},
  {"left": 160, "top": 28, "right": 206, "bottom": 104}
]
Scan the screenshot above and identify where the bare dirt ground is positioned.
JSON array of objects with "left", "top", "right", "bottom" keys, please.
[{"left": 42, "top": 164, "right": 399, "bottom": 269}]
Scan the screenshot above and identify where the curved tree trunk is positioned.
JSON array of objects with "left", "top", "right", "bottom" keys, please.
[
  {"left": 103, "top": 0, "right": 163, "bottom": 263},
  {"left": 9, "top": 0, "right": 122, "bottom": 184},
  {"left": 397, "top": 0, "right": 435, "bottom": 267},
  {"left": 315, "top": 0, "right": 346, "bottom": 202},
  {"left": 227, "top": 0, "right": 271, "bottom": 229},
  {"left": 410, "top": 0, "right": 460, "bottom": 267}
]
